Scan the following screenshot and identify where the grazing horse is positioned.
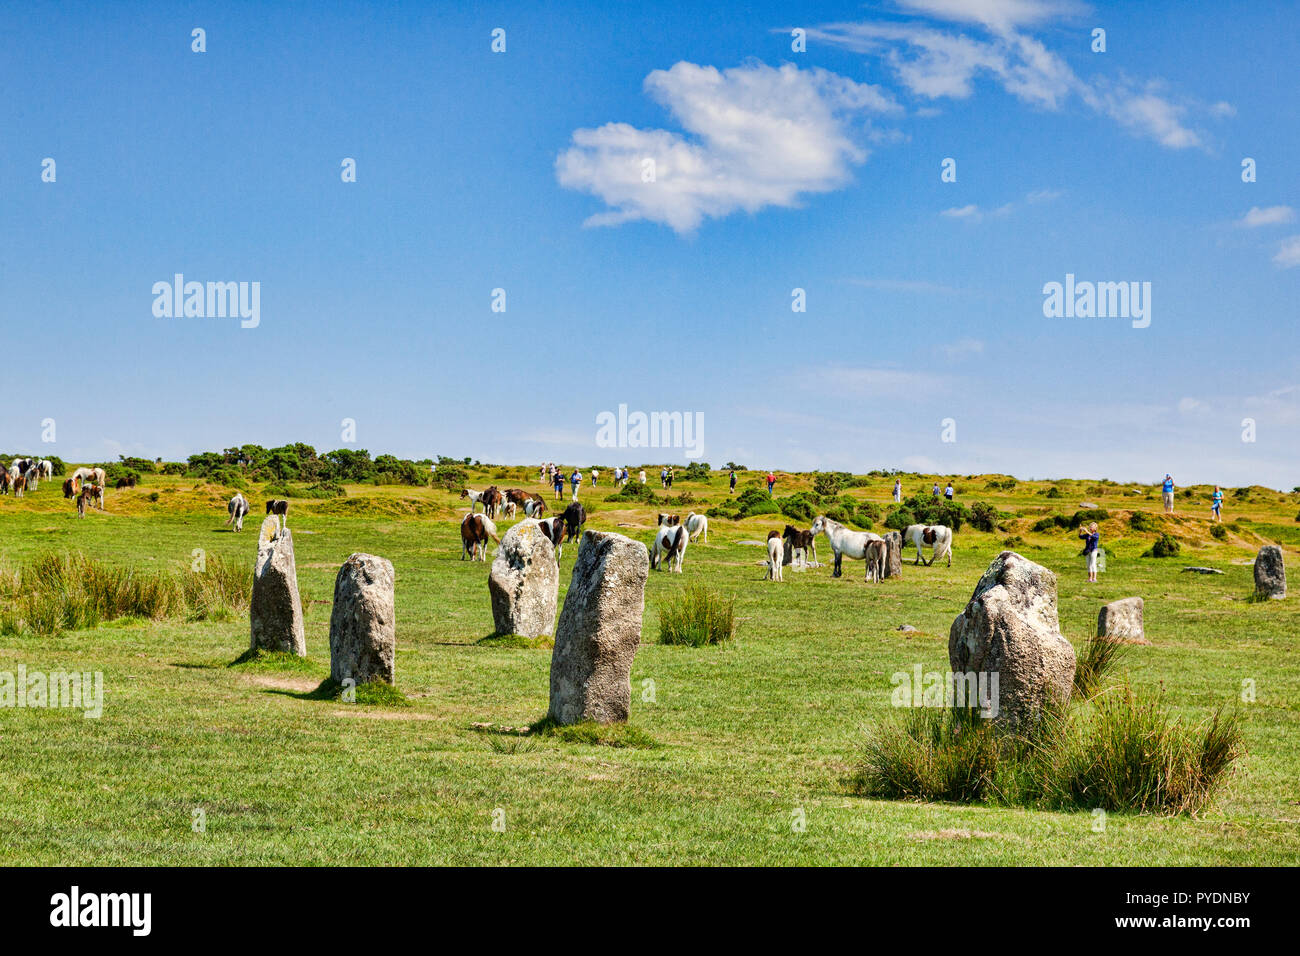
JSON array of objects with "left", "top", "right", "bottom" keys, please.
[
  {"left": 226, "top": 493, "right": 250, "bottom": 532},
  {"left": 684, "top": 512, "right": 708, "bottom": 543},
  {"left": 481, "top": 486, "right": 502, "bottom": 520},
  {"left": 656, "top": 513, "right": 680, "bottom": 527},
  {"left": 266, "top": 499, "right": 289, "bottom": 531},
  {"left": 0, "top": 471, "right": 12, "bottom": 495},
  {"left": 865, "top": 539, "right": 887, "bottom": 582},
  {"left": 651, "top": 524, "right": 689, "bottom": 572},
  {"left": 810, "top": 515, "right": 884, "bottom": 580},
  {"left": 84, "top": 483, "right": 104, "bottom": 511},
  {"left": 23, "top": 464, "right": 40, "bottom": 492},
  {"left": 538, "top": 516, "right": 567, "bottom": 559},
  {"left": 459, "top": 488, "right": 486, "bottom": 513},
  {"left": 77, "top": 486, "right": 90, "bottom": 518},
  {"left": 70, "top": 466, "right": 107, "bottom": 493},
  {"left": 766, "top": 534, "right": 785, "bottom": 581},
  {"left": 38, "top": 460, "right": 53, "bottom": 480},
  {"left": 501, "top": 499, "right": 517, "bottom": 519},
  {"left": 504, "top": 488, "right": 531, "bottom": 511},
  {"left": 561, "top": 501, "right": 586, "bottom": 544},
  {"left": 904, "top": 524, "right": 953, "bottom": 567},
  {"left": 460, "top": 512, "right": 499, "bottom": 561},
  {"left": 524, "top": 497, "right": 547, "bottom": 519},
  {"left": 781, "top": 525, "right": 817, "bottom": 569},
  {"left": 62, "top": 477, "right": 76, "bottom": 498}
]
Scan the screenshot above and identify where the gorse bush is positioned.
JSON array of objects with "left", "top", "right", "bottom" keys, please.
[
  {"left": 1129, "top": 510, "right": 1157, "bottom": 532},
  {"left": 1144, "top": 533, "right": 1181, "bottom": 558},
  {"left": 658, "top": 585, "right": 735, "bottom": 647},
  {"left": 0, "top": 552, "right": 252, "bottom": 637}
]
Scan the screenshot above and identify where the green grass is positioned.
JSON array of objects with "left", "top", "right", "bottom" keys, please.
[
  {"left": 0, "top": 467, "right": 1296, "bottom": 864},
  {"left": 657, "top": 584, "right": 735, "bottom": 646}
]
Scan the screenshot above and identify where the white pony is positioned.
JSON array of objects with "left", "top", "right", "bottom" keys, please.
[
  {"left": 70, "top": 466, "right": 107, "bottom": 492},
  {"left": 766, "top": 535, "right": 784, "bottom": 581},
  {"left": 38, "top": 460, "right": 53, "bottom": 480},
  {"left": 810, "top": 515, "right": 884, "bottom": 580},
  {"left": 459, "top": 488, "right": 486, "bottom": 513},
  {"left": 226, "top": 493, "right": 250, "bottom": 532},
  {"left": 651, "top": 524, "right": 689, "bottom": 573},
  {"left": 685, "top": 511, "right": 709, "bottom": 543},
  {"left": 904, "top": 524, "right": 953, "bottom": 567}
]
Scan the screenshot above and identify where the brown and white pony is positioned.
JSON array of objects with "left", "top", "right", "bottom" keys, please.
[
  {"left": 537, "top": 516, "right": 567, "bottom": 559},
  {"left": 651, "top": 523, "right": 689, "bottom": 572},
  {"left": 461, "top": 512, "right": 499, "bottom": 561},
  {"left": 481, "top": 486, "right": 502, "bottom": 520},
  {"left": 781, "top": 525, "right": 817, "bottom": 569}
]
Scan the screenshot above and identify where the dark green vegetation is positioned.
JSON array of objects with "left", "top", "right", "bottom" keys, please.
[{"left": 0, "top": 465, "right": 1296, "bottom": 864}]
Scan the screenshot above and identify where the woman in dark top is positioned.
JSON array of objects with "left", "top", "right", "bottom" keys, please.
[{"left": 1079, "top": 521, "right": 1100, "bottom": 583}]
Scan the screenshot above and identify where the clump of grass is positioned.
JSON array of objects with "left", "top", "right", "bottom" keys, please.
[
  {"left": 850, "top": 705, "right": 1001, "bottom": 803},
  {"left": 1129, "top": 510, "right": 1157, "bottom": 533},
  {"left": 528, "top": 715, "right": 658, "bottom": 749},
  {"left": 312, "top": 677, "right": 409, "bottom": 706},
  {"left": 1073, "top": 632, "right": 1130, "bottom": 700},
  {"left": 1209, "top": 523, "right": 1228, "bottom": 541},
  {"left": 658, "top": 585, "right": 735, "bottom": 646},
  {"left": 0, "top": 551, "right": 251, "bottom": 637},
  {"left": 1143, "top": 533, "right": 1181, "bottom": 558},
  {"left": 477, "top": 633, "right": 554, "bottom": 649},
  {"left": 228, "top": 648, "right": 320, "bottom": 673}
]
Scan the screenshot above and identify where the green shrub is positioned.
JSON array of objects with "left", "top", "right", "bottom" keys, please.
[
  {"left": 1129, "top": 510, "right": 1157, "bottom": 532},
  {"left": 1143, "top": 533, "right": 1181, "bottom": 558},
  {"left": 607, "top": 481, "right": 659, "bottom": 504},
  {"left": 1209, "top": 524, "right": 1228, "bottom": 540},
  {"left": 884, "top": 507, "right": 915, "bottom": 531},
  {"left": 658, "top": 585, "right": 735, "bottom": 647},
  {"left": 969, "top": 501, "right": 1001, "bottom": 532},
  {"left": 812, "top": 473, "right": 842, "bottom": 498},
  {"left": 850, "top": 706, "right": 1001, "bottom": 803}
]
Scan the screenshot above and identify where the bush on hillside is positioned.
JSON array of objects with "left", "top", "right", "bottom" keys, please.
[{"left": 1143, "top": 533, "right": 1181, "bottom": 558}]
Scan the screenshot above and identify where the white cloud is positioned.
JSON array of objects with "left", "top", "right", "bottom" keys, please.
[
  {"left": 1177, "top": 396, "right": 1208, "bottom": 413},
  {"left": 942, "top": 337, "right": 985, "bottom": 361},
  {"left": 1239, "top": 205, "right": 1295, "bottom": 228},
  {"left": 896, "top": 0, "right": 1090, "bottom": 32},
  {"left": 1272, "top": 236, "right": 1300, "bottom": 268},
  {"left": 941, "top": 204, "right": 981, "bottom": 219},
  {"left": 556, "top": 61, "right": 898, "bottom": 233},
  {"left": 809, "top": 365, "right": 946, "bottom": 396}
]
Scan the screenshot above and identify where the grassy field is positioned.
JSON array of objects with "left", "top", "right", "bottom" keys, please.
[{"left": 1, "top": 467, "right": 1297, "bottom": 865}]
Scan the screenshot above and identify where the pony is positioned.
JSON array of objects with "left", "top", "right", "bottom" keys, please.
[
  {"left": 83, "top": 483, "right": 104, "bottom": 511},
  {"left": 62, "top": 477, "right": 76, "bottom": 498},
  {"left": 0, "top": 471, "right": 13, "bottom": 495},
  {"left": 684, "top": 512, "right": 708, "bottom": 543},
  {"left": 459, "top": 488, "right": 486, "bottom": 512},
  {"left": 904, "top": 524, "right": 953, "bottom": 567},
  {"left": 766, "top": 534, "right": 784, "bottom": 581},
  {"left": 501, "top": 499, "right": 517, "bottom": 519},
  {"left": 70, "top": 466, "right": 106, "bottom": 492},
  {"left": 781, "top": 525, "right": 817, "bottom": 569},
  {"left": 537, "top": 516, "right": 567, "bottom": 559},
  {"left": 38, "top": 460, "right": 53, "bottom": 480},
  {"left": 561, "top": 501, "right": 586, "bottom": 544},
  {"left": 226, "top": 493, "right": 250, "bottom": 532},
  {"left": 481, "top": 486, "right": 502, "bottom": 520},
  {"left": 865, "top": 539, "right": 887, "bottom": 582},
  {"left": 460, "top": 512, "right": 499, "bottom": 561},
  {"left": 810, "top": 515, "right": 883, "bottom": 580},
  {"left": 657, "top": 513, "right": 680, "bottom": 527},
  {"left": 524, "top": 497, "right": 547, "bottom": 519},
  {"left": 266, "top": 499, "right": 289, "bottom": 531},
  {"left": 651, "top": 523, "right": 689, "bottom": 572}
]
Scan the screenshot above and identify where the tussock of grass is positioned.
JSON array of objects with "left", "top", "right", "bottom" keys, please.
[
  {"left": 851, "top": 705, "right": 1001, "bottom": 803},
  {"left": 477, "top": 633, "right": 554, "bottom": 649},
  {"left": 659, "top": 585, "right": 735, "bottom": 646},
  {"left": 312, "top": 677, "right": 409, "bottom": 707},
  {"left": 0, "top": 551, "right": 250, "bottom": 637},
  {"left": 1073, "top": 632, "right": 1130, "bottom": 700},
  {"left": 228, "top": 648, "right": 319, "bottom": 673},
  {"left": 528, "top": 715, "right": 658, "bottom": 749}
]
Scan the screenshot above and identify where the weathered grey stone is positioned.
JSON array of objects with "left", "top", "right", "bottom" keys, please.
[
  {"left": 250, "top": 528, "right": 306, "bottom": 655},
  {"left": 1098, "top": 596, "right": 1147, "bottom": 644},
  {"left": 1254, "top": 545, "right": 1286, "bottom": 600},
  {"left": 548, "top": 530, "right": 648, "bottom": 725},
  {"left": 949, "top": 551, "right": 1076, "bottom": 731},
  {"left": 489, "top": 519, "right": 559, "bottom": 637},
  {"left": 883, "top": 531, "right": 903, "bottom": 579},
  {"left": 329, "top": 553, "right": 396, "bottom": 685}
]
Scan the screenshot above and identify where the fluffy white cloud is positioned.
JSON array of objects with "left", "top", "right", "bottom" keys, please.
[
  {"left": 556, "top": 62, "right": 898, "bottom": 233},
  {"left": 1239, "top": 205, "right": 1296, "bottom": 228},
  {"left": 1273, "top": 236, "right": 1300, "bottom": 268}
]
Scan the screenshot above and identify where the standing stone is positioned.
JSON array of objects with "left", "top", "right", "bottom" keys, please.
[
  {"left": 249, "top": 528, "right": 306, "bottom": 655},
  {"left": 949, "top": 551, "right": 1076, "bottom": 731},
  {"left": 1254, "top": 545, "right": 1286, "bottom": 599},
  {"left": 548, "top": 531, "right": 649, "bottom": 725},
  {"left": 329, "top": 553, "right": 396, "bottom": 685},
  {"left": 1098, "top": 597, "right": 1147, "bottom": 644},
  {"left": 883, "top": 531, "right": 903, "bottom": 579},
  {"left": 489, "top": 519, "right": 559, "bottom": 637}
]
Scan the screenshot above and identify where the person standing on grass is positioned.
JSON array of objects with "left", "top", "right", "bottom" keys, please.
[
  {"left": 591, "top": 468, "right": 599, "bottom": 488},
  {"left": 944, "top": 482, "right": 954, "bottom": 501},
  {"left": 729, "top": 469, "right": 737, "bottom": 495},
  {"left": 932, "top": 482, "right": 941, "bottom": 498},
  {"left": 1079, "top": 521, "right": 1100, "bottom": 583},
  {"left": 570, "top": 468, "right": 581, "bottom": 501},
  {"left": 667, "top": 466, "right": 674, "bottom": 489},
  {"left": 1162, "top": 474, "right": 1175, "bottom": 513},
  {"left": 766, "top": 472, "right": 776, "bottom": 495},
  {"left": 639, "top": 468, "right": 647, "bottom": 485},
  {"left": 553, "top": 468, "right": 565, "bottom": 501},
  {"left": 660, "top": 467, "right": 667, "bottom": 488},
  {"left": 1212, "top": 485, "right": 1224, "bottom": 523},
  {"left": 893, "top": 479, "right": 901, "bottom": 502}
]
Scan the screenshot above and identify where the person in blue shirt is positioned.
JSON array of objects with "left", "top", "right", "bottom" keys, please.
[
  {"left": 1162, "top": 474, "right": 1175, "bottom": 514},
  {"left": 944, "top": 482, "right": 954, "bottom": 501},
  {"left": 570, "top": 469, "right": 581, "bottom": 501},
  {"left": 1078, "top": 521, "right": 1100, "bottom": 583},
  {"left": 552, "top": 468, "right": 565, "bottom": 501},
  {"left": 1211, "top": 485, "right": 1224, "bottom": 523}
]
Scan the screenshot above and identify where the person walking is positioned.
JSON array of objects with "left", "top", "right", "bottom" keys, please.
[
  {"left": 932, "top": 482, "right": 941, "bottom": 498},
  {"left": 660, "top": 467, "right": 667, "bottom": 488},
  {"left": 570, "top": 468, "right": 581, "bottom": 502},
  {"left": 1211, "top": 485, "right": 1224, "bottom": 523},
  {"left": 552, "top": 468, "right": 565, "bottom": 501},
  {"left": 591, "top": 468, "right": 599, "bottom": 488},
  {"left": 766, "top": 472, "right": 776, "bottom": 495},
  {"left": 1161, "top": 474, "right": 1175, "bottom": 513},
  {"left": 639, "top": 468, "right": 647, "bottom": 485},
  {"left": 666, "top": 466, "right": 674, "bottom": 490},
  {"left": 893, "top": 479, "right": 901, "bottom": 503},
  {"left": 729, "top": 469, "right": 737, "bottom": 495},
  {"left": 944, "top": 482, "right": 954, "bottom": 501},
  {"left": 1079, "top": 521, "right": 1100, "bottom": 583}
]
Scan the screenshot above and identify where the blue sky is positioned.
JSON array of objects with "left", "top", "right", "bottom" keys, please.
[{"left": 3, "top": 0, "right": 1297, "bottom": 487}]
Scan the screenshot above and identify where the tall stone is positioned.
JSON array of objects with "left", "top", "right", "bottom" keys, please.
[
  {"left": 949, "top": 551, "right": 1076, "bottom": 731},
  {"left": 883, "top": 531, "right": 903, "bottom": 579},
  {"left": 329, "top": 553, "right": 397, "bottom": 685},
  {"left": 1098, "top": 597, "right": 1146, "bottom": 643},
  {"left": 489, "top": 519, "right": 559, "bottom": 637},
  {"left": 1254, "top": 545, "right": 1286, "bottom": 600},
  {"left": 548, "top": 531, "right": 649, "bottom": 725},
  {"left": 249, "top": 528, "right": 306, "bottom": 655}
]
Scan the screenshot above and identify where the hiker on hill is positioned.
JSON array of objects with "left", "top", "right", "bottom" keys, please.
[
  {"left": 1079, "top": 521, "right": 1100, "bottom": 584},
  {"left": 944, "top": 482, "right": 954, "bottom": 501},
  {"left": 766, "top": 472, "right": 776, "bottom": 495},
  {"left": 1212, "top": 485, "right": 1224, "bottom": 523},
  {"left": 570, "top": 468, "right": 581, "bottom": 501},
  {"left": 553, "top": 468, "right": 565, "bottom": 500},
  {"left": 729, "top": 469, "right": 737, "bottom": 495},
  {"left": 1162, "top": 474, "right": 1175, "bottom": 513},
  {"left": 893, "top": 479, "right": 901, "bottom": 502}
]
